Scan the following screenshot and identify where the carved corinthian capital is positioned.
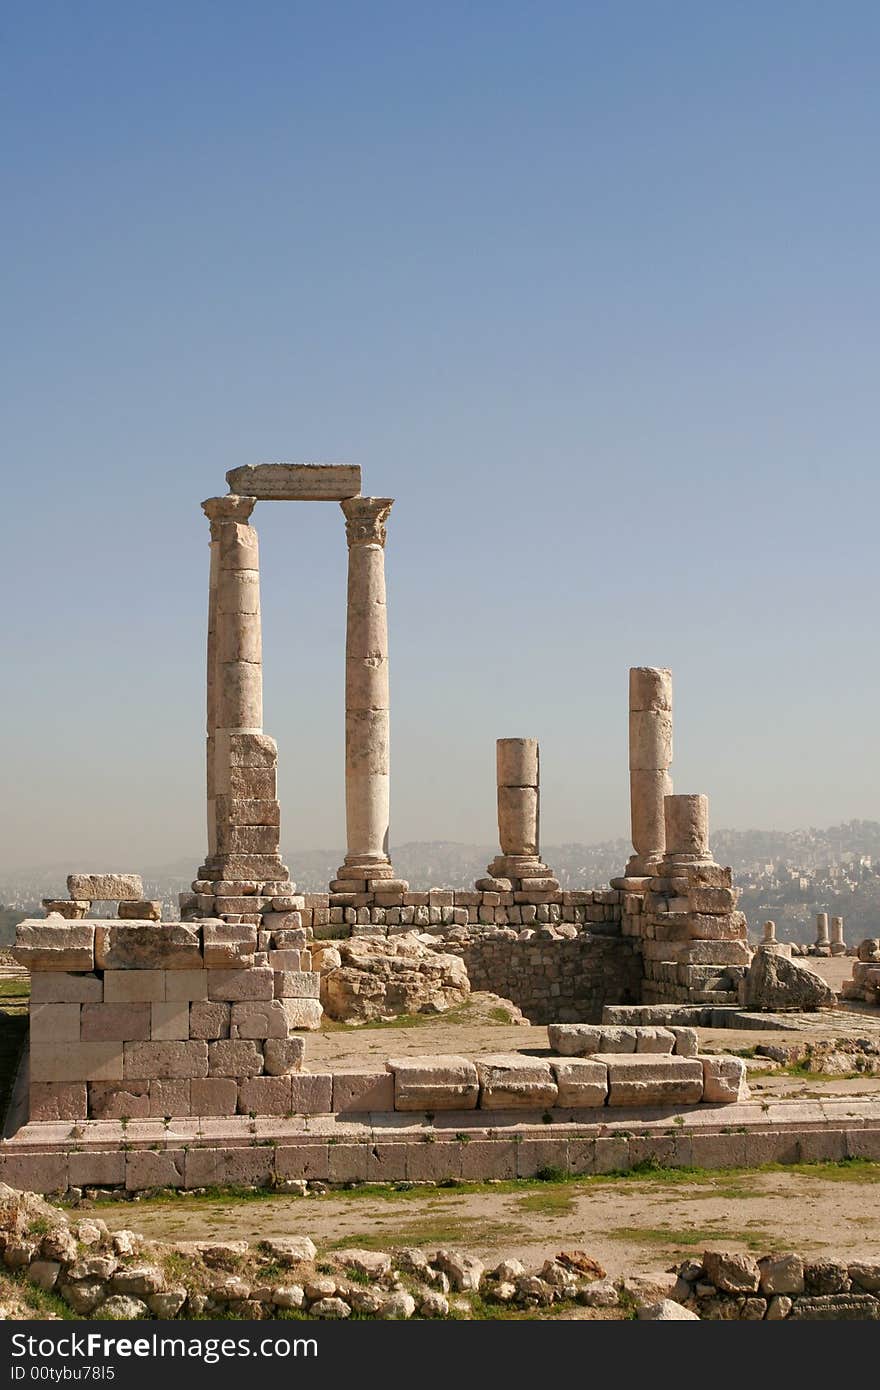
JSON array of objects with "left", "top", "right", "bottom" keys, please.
[{"left": 341, "top": 496, "right": 394, "bottom": 548}]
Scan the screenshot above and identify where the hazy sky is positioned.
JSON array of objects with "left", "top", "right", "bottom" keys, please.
[{"left": 3, "top": 2, "right": 879, "bottom": 871}]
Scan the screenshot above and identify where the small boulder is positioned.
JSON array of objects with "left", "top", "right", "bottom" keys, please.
[{"left": 739, "top": 952, "right": 835, "bottom": 1011}]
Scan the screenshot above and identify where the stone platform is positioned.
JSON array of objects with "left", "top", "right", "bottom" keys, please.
[{"left": 2, "top": 1097, "right": 878, "bottom": 1194}]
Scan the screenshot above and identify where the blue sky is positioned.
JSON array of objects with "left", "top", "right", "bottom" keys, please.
[{"left": 2, "top": 2, "right": 879, "bottom": 869}]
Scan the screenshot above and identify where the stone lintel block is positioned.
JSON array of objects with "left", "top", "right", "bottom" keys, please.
[
  {"left": 230, "top": 999, "right": 288, "bottom": 1038},
  {"left": 95, "top": 923, "right": 202, "bottom": 971},
  {"left": 30, "top": 1042, "right": 123, "bottom": 1083},
  {"left": 203, "top": 923, "right": 257, "bottom": 967},
  {"left": 688, "top": 886, "right": 740, "bottom": 914},
  {"left": 289, "top": 1073, "right": 333, "bottom": 1114},
  {"left": 150, "top": 1079, "right": 191, "bottom": 1117},
  {"left": 599, "top": 1054, "right": 704, "bottom": 1106},
  {"left": 190, "top": 1078, "right": 239, "bottom": 1115},
  {"left": 151, "top": 1002, "right": 190, "bottom": 1040},
  {"left": 387, "top": 1055, "right": 479, "bottom": 1111},
  {"left": 123, "top": 1041, "right": 209, "bottom": 1080},
  {"left": 189, "top": 1000, "right": 231, "bottom": 1039},
  {"left": 477, "top": 1054, "right": 558, "bottom": 1110},
  {"left": 117, "top": 901, "right": 162, "bottom": 921},
  {"left": 29, "top": 1002, "right": 81, "bottom": 1043},
  {"left": 237, "top": 1075, "right": 291, "bottom": 1115},
  {"left": 701, "top": 1055, "right": 750, "bottom": 1103},
  {"left": 81, "top": 1003, "right": 151, "bottom": 1042},
  {"left": 28, "top": 1082, "right": 87, "bottom": 1121},
  {"left": 207, "top": 1039, "right": 264, "bottom": 1077},
  {"left": 273, "top": 970, "right": 321, "bottom": 1000},
  {"left": 688, "top": 912, "right": 748, "bottom": 941},
  {"left": 103, "top": 970, "right": 166, "bottom": 1003},
  {"left": 88, "top": 1081, "right": 150, "bottom": 1119},
  {"left": 226, "top": 462, "right": 362, "bottom": 501},
  {"left": 332, "top": 1069, "right": 395, "bottom": 1114},
  {"left": 263, "top": 1038, "right": 305, "bottom": 1075},
  {"left": 550, "top": 1059, "right": 608, "bottom": 1107},
  {"left": 13, "top": 921, "right": 95, "bottom": 971},
  {"left": 67, "top": 873, "right": 144, "bottom": 901},
  {"left": 30, "top": 972, "right": 103, "bottom": 1004},
  {"left": 207, "top": 968, "right": 274, "bottom": 1001}
]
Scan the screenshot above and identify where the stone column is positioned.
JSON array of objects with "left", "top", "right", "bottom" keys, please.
[
  {"left": 763, "top": 920, "right": 777, "bottom": 944},
  {"left": 816, "top": 912, "right": 830, "bottom": 946},
  {"left": 830, "top": 915, "right": 846, "bottom": 954},
  {"left": 660, "top": 793, "right": 712, "bottom": 871},
  {"left": 497, "top": 738, "right": 539, "bottom": 856},
  {"left": 626, "top": 667, "right": 673, "bottom": 877},
  {"left": 198, "top": 495, "right": 289, "bottom": 896},
  {"left": 336, "top": 497, "right": 401, "bottom": 886}
]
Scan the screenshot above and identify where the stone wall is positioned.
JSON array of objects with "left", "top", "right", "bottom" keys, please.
[{"left": 446, "top": 935, "right": 642, "bottom": 1023}]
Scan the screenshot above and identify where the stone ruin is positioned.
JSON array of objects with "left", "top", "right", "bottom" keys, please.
[{"left": 9, "top": 459, "right": 855, "bottom": 1174}]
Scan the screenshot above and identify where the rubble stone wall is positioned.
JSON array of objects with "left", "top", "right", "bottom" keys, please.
[{"left": 446, "top": 935, "right": 642, "bottom": 1023}]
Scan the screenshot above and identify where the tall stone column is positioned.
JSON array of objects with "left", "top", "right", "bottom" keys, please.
[
  {"left": 816, "top": 912, "right": 830, "bottom": 946},
  {"left": 626, "top": 667, "right": 673, "bottom": 877},
  {"left": 336, "top": 497, "right": 403, "bottom": 888},
  {"left": 830, "top": 915, "right": 846, "bottom": 954},
  {"left": 198, "top": 495, "right": 290, "bottom": 896},
  {"left": 477, "top": 738, "right": 560, "bottom": 892}
]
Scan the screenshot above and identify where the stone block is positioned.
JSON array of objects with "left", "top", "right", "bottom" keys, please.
[
  {"left": 216, "top": 796, "right": 280, "bottom": 826},
  {"left": 263, "top": 1038, "right": 305, "bottom": 1075},
  {"left": 273, "top": 970, "right": 321, "bottom": 999},
  {"left": 671, "top": 1027, "right": 699, "bottom": 1056},
  {"left": 267, "top": 949, "right": 306, "bottom": 971},
  {"left": 30, "top": 972, "right": 103, "bottom": 1004},
  {"left": 286, "top": 1073, "right": 333, "bottom": 1114},
  {"left": 274, "top": 1144, "right": 331, "bottom": 1182},
  {"left": 547, "top": 1024, "right": 602, "bottom": 1056},
  {"left": 230, "top": 999, "right": 288, "bottom": 1038},
  {"left": 551, "top": 1059, "right": 608, "bottom": 1107},
  {"left": 150, "top": 1080, "right": 191, "bottom": 1117},
  {"left": 280, "top": 999, "right": 323, "bottom": 1030},
  {"left": 151, "top": 1002, "right": 190, "bottom": 1041},
  {"left": 31, "top": 1042, "right": 123, "bottom": 1083},
  {"left": 701, "top": 1056, "right": 749, "bottom": 1103},
  {"left": 29, "top": 1002, "right": 81, "bottom": 1043},
  {"left": 28, "top": 1082, "right": 87, "bottom": 1121},
  {"left": 686, "top": 865, "right": 732, "bottom": 889},
  {"left": 600, "top": 1027, "right": 638, "bottom": 1053},
  {"left": 67, "top": 874, "right": 144, "bottom": 901},
  {"left": 758, "top": 1254, "right": 804, "bottom": 1296},
  {"left": 0, "top": 1153, "right": 69, "bottom": 1194},
  {"left": 387, "top": 1055, "right": 479, "bottom": 1111},
  {"left": 207, "top": 1040, "right": 264, "bottom": 1077},
  {"left": 635, "top": 1027, "right": 675, "bottom": 1054},
  {"left": 117, "top": 901, "right": 162, "bottom": 921},
  {"left": 332, "top": 1069, "right": 395, "bottom": 1113},
  {"left": 81, "top": 1003, "right": 151, "bottom": 1042},
  {"left": 42, "top": 900, "right": 89, "bottom": 919},
  {"left": 459, "top": 1139, "right": 518, "bottom": 1180},
  {"left": 125, "top": 1150, "right": 185, "bottom": 1191},
  {"left": 688, "top": 912, "right": 748, "bottom": 941},
  {"left": 164, "top": 970, "right": 209, "bottom": 1002},
  {"left": 688, "top": 887, "right": 739, "bottom": 914},
  {"left": 14, "top": 921, "right": 95, "bottom": 971},
  {"left": 600, "top": 1054, "right": 704, "bottom": 1106},
  {"left": 238, "top": 1076, "right": 292, "bottom": 1115},
  {"left": 69, "top": 1151, "right": 126, "bottom": 1187},
  {"left": 104, "top": 970, "right": 166, "bottom": 1003},
  {"left": 184, "top": 1146, "right": 273, "bottom": 1189},
  {"left": 123, "top": 1041, "right": 209, "bottom": 1080},
  {"left": 477, "top": 1054, "right": 558, "bottom": 1110},
  {"left": 89, "top": 1082, "right": 150, "bottom": 1119},
  {"left": 189, "top": 1001, "right": 231, "bottom": 1039},
  {"left": 226, "top": 462, "right": 362, "bottom": 500},
  {"left": 203, "top": 923, "right": 257, "bottom": 967},
  {"left": 190, "top": 1078, "right": 238, "bottom": 1115},
  {"left": 228, "top": 766, "right": 276, "bottom": 798},
  {"left": 207, "top": 968, "right": 273, "bottom": 1001},
  {"left": 95, "top": 923, "right": 202, "bottom": 971}
]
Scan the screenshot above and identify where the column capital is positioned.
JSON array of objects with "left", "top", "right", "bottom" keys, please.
[
  {"left": 202, "top": 494, "right": 257, "bottom": 536},
  {"left": 341, "top": 496, "right": 394, "bottom": 548}
]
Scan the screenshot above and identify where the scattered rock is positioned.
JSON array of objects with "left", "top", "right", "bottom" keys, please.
[
  {"left": 739, "top": 951, "right": 835, "bottom": 1011},
  {"left": 638, "top": 1299, "right": 700, "bottom": 1320}
]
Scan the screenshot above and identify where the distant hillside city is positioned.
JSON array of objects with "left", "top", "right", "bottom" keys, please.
[{"left": 3, "top": 818, "right": 880, "bottom": 946}]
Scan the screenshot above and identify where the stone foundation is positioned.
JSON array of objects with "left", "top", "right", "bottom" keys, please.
[{"left": 446, "top": 934, "right": 641, "bottom": 1023}]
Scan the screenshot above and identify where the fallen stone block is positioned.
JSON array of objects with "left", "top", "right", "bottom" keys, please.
[
  {"left": 739, "top": 951, "right": 835, "bottom": 1011},
  {"left": 14, "top": 922, "right": 95, "bottom": 971},
  {"left": 67, "top": 874, "right": 144, "bottom": 901},
  {"left": 477, "top": 1054, "right": 558, "bottom": 1110},
  {"left": 123, "top": 1041, "right": 209, "bottom": 1080},
  {"left": 95, "top": 923, "right": 202, "bottom": 971},
  {"left": 701, "top": 1056, "right": 749, "bottom": 1103},
  {"left": 637, "top": 1299, "right": 699, "bottom": 1320},
  {"left": 788, "top": 1294, "right": 880, "bottom": 1319},
  {"left": 387, "top": 1055, "right": 479, "bottom": 1111},
  {"left": 600, "top": 1054, "right": 704, "bottom": 1106},
  {"left": 758, "top": 1254, "right": 804, "bottom": 1296},
  {"left": 550, "top": 1059, "right": 608, "bottom": 1107},
  {"left": 703, "top": 1250, "right": 760, "bottom": 1293}
]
